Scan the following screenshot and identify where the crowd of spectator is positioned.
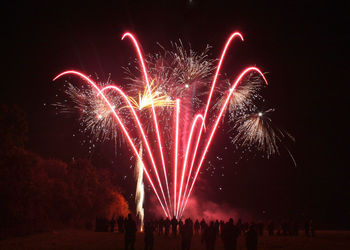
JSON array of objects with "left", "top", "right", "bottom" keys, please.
[{"left": 97, "top": 214, "right": 315, "bottom": 250}]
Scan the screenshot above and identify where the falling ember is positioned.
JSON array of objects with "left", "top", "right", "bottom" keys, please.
[
  {"left": 53, "top": 31, "right": 294, "bottom": 218},
  {"left": 135, "top": 144, "right": 145, "bottom": 231}
]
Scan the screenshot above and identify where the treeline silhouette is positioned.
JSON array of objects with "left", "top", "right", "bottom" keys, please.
[{"left": 0, "top": 105, "right": 129, "bottom": 238}]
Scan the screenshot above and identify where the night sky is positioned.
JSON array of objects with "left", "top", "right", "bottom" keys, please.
[{"left": 2, "top": 1, "right": 349, "bottom": 228}]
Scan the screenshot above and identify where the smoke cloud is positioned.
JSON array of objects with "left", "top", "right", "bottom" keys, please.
[
  {"left": 182, "top": 195, "right": 252, "bottom": 222},
  {"left": 146, "top": 192, "right": 252, "bottom": 222}
]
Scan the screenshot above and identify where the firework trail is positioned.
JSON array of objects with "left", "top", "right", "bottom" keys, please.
[
  {"left": 135, "top": 144, "right": 145, "bottom": 231},
  {"left": 53, "top": 31, "right": 294, "bottom": 218}
]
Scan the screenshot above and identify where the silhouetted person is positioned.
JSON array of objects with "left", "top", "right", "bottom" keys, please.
[
  {"left": 222, "top": 218, "right": 239, "bottom": 250},
  {"left": 95, "top": 217, "right": 100, "bottom": 232},
  {"left": 178, "top": 219, "right": 184, "bottom": 233},
  {"left": 236, "top": 219, "right": 242, "bottom": 235},
  {"left": 246, "top": 225, "right": 258, "bottom": 250},
  {"left": 164, "top": 217, "right": 170, "bottom": 237},
  {"left": 104, "top": 217, "right": 110, "bottom": 232},
  {"left": 257, "top": 221, "right": 264, "bottom": 236},
  {"left": 200, "top": 218, "right": 206, "bottom": 234},
  {"left": 243, "top": 222, "right": 249, "bottom": 233},
  {"left": 277, "top": 225, "right": 282, "bottom": 236},
  {"left": 268, "top": 221, "right": 274, "bottom": 236},
  {"left": 144, "top": 221, "right": 154, "bottom": 250},
  {"left": 219, "top": 220, "right": 224, "bottom": 235},
  {"left": 188, "top": 218, "right": 193, "bottom": 232},
  {"left": 110, "top": 217, "right": 116, "bottom": 232},
  {"left": 194, "top": 220, "right": 200, "bottom": 235},
  {"left": 281, "top": 219, "right": 288, "bottom": 236},
  {"left": 304, "top": 219, "right": 310, "bottom": 236},
  {"left": 287, "top": 219, "right": 293, "bottom": 235},
  {"left": 181, "top": 219, "right": 193, "bottom": 250},
  {"left": 118, "top": 216, "right": 125, "bottom": 233},
  {"left": 257, "top": 222, "right": 264, "bottom": 236},
  {"left": 214, "top": 220, "right": 220, "bottom": 235},
  {"left": 158, "top": 218, "right": 164, "bottom": 235},
  {"left": 203, "top": 221, "right": 216, "bottom": 250},
  {"left": 171, "top": 216, "right": 178, "bottom": 237},
  {"left": 310, "top": 219, "right": 315, "bottom": 237},
  {"left": 124, "top": 214, "right": 137, "bottom": 250},
  {"left": 293, "top": 220, "right": 299, "bottom": 235}
]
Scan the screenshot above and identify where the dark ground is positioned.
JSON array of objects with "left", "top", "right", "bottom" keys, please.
[{"left": 1, "top": 230, "right": 350, "bottom": 250}]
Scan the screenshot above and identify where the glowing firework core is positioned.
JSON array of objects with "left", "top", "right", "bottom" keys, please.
[
  {"left": 128, "top": 81, "right": 174, "bottom": 110},
  {"left": 54, "top": 31, "right": 268, "bottom": 218}
]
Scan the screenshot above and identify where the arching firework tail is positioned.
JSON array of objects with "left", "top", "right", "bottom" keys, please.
[{"left": 54, "top": 31, "right": 269, "bottom": 218}]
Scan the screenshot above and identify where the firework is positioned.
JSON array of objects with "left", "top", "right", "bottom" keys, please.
[
  {"left": 213, "top": 73, "right": 265, "bottom": 119},
  {"left": 232, "top": 109, "right": 296, "bottom": 163},
  {"left": 53, "top": 31, "right": 294, "bottom": 218},
  {"left": 54, "top": 70, "right": 170, "bottom": 217},
  {"left": 135, "top": 144, "right": 145, "bottom": 231},
  {"left": 54, "top": 82, "right": 124, "bottom": 144},
  {"left": 127, "top": 80, "right": 174, "bottom": 111},
  {"left": 124, "top": 41, "right": 216, "bottom": 111}
]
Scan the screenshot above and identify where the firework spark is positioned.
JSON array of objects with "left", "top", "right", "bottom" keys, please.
[{"left": 127, "top": 81, "right": 174, "bottom": 111}]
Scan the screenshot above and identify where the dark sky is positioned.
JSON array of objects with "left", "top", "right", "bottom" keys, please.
[{"left": 2, "top": 1, "right": 349, "bottom": 228}]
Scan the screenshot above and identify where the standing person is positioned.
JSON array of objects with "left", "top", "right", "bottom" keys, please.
[
  {"left": 179, "top": 219, "right": 184, "bottom": 234},
  {"left": 103, "top": 217, "right": 109, "bottom": 232},
  {"left": 110, "top": 217, "right": 116, "bottom": 232},
  {"left": 293, "top": 219, "right": 299, "bottom": 236},
  {"left": 219, "top": 220, "right": 225, "bottom": 236},
  {"left": 118, "top": 216, "right": 125, "bottom": 233},
  {"left": 221, "top": 220, "right": 230, "bottom": 250},
  {"left": 203, "top": 221, "right": 216, "bottom": 250},
  {"left": 194, "top": 220, "right": 200, "bottom": 235},
  {"left": 281, "top": 218, "right": 288, "bottom": 236},
  {"left": 257, "top": 222, "right": 264, "bottom": 236},
  {"left": 181, "top": 219, "right": 194, "bottom": 250},
  {"left": 164, "top": 217, "right": 171, "bottom": 237},
  {"left": 246, "top": 224, "right": 258, "bottom": 250},
  {"left": 188, "top": 218, "right": 193, "bottom": 231},
  {"left": 304, "top": 219, "right": 310, "bottom": 236},
  {"left": 222, "top": 218, "right": 239, "bottom": 250},
  {"left": 171, "top": 216, "right": 178, "bottom": 237},
  {"left": 236, "top": 219, "right": 242, "bottom": 235},
  {"left": 158, "top": 218, "right": 164, "bottom": 235},
  {"left": 124, "top": 214, "right": 137, "bottom": 250},
  {"left": 144, "top": 221, "right": 154, "bottom": 250},
  {"left": 214, "top": 220, "right": 220, "bottom": 235},
  {"left": 267, "top": 221, "right": 274, "bottom": 236},
  {"left": 188, "top": 218, "right": 193, "bottom": 237},
  {"left": 310, "top": 219, "right": 315, "bottom": 237},
  {"left": 200, "top": 218, "right": 207, "bottom": 235}
]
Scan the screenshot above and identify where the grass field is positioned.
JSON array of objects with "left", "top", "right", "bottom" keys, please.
[{"left": 1, "top": 230, "right": 350, "bottom": 250}]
